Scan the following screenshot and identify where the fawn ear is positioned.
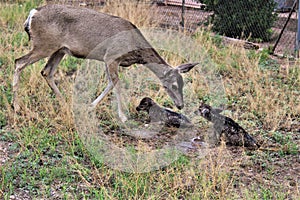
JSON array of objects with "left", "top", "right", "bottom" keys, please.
[{"left": 176, "top": 62, "right": 198, "bottom": 73}]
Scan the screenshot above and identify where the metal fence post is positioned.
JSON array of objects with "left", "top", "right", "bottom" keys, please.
[
  {"left": 272, "top": 0, "right": 298, "bottom": 54},
  {"left": 181, "top": 0, "right": 185, "bottom": 27},
  {"left": 296, "top": 0, "right": 300, "bottom": 57}
]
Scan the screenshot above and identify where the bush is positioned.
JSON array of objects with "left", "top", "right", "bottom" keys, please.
[{"left": 203, "top": 0, "right": 277, "bottom": 41}]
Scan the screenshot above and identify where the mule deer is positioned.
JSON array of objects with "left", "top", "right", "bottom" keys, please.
[
  {"left": 195, "top": 103, "right": 260, "bottom": 149},
  {"left": 136, "top": 97, "right": 193, "bottom": 128},
  {"left": 13, "top": 4, "right": 198, "bottom": 121}
]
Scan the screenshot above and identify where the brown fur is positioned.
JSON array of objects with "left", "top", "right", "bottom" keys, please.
[
  {"left": 195, "top": 103, "right": 260, "bottom": 149},
  {"left": 13, "top": 4, "right": 198, "bottom": 120}
]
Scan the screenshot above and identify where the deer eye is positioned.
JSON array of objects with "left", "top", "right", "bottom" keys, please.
[{"left": 171, "top": 84, "right": 178, "bottom": 90}]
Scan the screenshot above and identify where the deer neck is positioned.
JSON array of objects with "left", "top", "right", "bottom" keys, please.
[{"left": 144, "top": 63, "right": 172, "bottom": 80}]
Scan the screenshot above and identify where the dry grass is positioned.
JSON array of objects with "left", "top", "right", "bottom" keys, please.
[
  {"left": 101, "top": 0, "right": 157, "bottom": 27},
  {"left": 0, "top": 0, "right": 299, "bottom": 199}
]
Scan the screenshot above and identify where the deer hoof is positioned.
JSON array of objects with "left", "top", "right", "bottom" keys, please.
[
  {"left": 119, "top": 113, "right": 128, "bottom": 123},
  {"left": 88, "top": 104, "right": 96, "bottom": 111},
  {"left": 13, "top": 102, "right": 21, "bottom": 113}
]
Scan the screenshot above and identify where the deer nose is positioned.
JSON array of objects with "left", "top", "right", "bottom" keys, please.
[{"left": 177, "top": 105, "right": 183, "bottom": 110}]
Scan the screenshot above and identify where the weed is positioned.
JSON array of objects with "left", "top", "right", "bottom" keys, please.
[
  {"left": 0, "top": 0, "right": 299, "bottom": 199},
  {"left": 271, "top": 131, "right": 298, "bottom": 156}
]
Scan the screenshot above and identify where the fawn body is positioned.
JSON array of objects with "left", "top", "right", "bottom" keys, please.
[
  {"left": 195, "top": 103, "right": 260, "bottom": 149},
  {"left": 136, "top": 97, "right": 193, "bottom": 128}
]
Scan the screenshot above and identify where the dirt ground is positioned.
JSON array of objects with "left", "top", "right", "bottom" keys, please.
[
  {"left": 0, "top": 141, "right": 11, "bottom": 168},
  {"left": 1, "top": 124, "right": 299, "bottom": 199},
  {"left": 1, "top": 2, "right": 299, "bottom": 199}
]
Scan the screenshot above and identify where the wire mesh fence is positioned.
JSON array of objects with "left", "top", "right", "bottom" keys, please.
[
  {"left": 155, "top": 0, "right": 299, "bottom": 56},
  {"left": 46, "top": 0, "right": 106, "bottom": 7},
  {"left": 152, "top": 4, "right": 211, "bottom": 31},
  {"left": 45, "top": 0, "right": 299, "bottom": 56},
  {"left": 272, "top": 7, "right": 298, "bottom": 56}
]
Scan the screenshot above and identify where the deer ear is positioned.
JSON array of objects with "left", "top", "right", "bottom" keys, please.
[{"left": 176, "top": 62, "right": 198, "bottom": 73}]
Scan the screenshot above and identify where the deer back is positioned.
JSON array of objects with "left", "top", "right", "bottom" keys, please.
[{"left": 29, "top": 4, "right": 165, "bottom": 65}]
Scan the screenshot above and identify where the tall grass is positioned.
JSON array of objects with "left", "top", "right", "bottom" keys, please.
[{"left": 0, "top": 0, "right": 299, "bottom": 199}]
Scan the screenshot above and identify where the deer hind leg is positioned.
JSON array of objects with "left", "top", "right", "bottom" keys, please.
[
  {"left": 41, "top": 48, "right": 67, "bottom": 99},
  {"left": 13, "top": 50, "right": 47, "bottom": 112}
]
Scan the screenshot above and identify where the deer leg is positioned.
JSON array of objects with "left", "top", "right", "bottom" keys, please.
[
  {"left": 90, "top": 61, "right": 127, "bottom": 122},
  {"left": 13, "top": 51, "right": 47, "bottom": 112},
  {"left": 115, "top": 82, "right": 128, "bottom": 122},
  {"left": 41, "top": 48, "right": 66, "bottom": 99},
  {"left": 91, "top": 61, "right": 119, "bottom": 108}
]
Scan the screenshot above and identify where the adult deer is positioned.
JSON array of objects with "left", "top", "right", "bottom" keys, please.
[{"left": 13, "top": 4, "right": 198, "bottom": 121}]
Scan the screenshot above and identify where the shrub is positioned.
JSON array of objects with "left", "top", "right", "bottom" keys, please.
[{"left": 203, "top": 0, "right": 277, "bottom": 41}]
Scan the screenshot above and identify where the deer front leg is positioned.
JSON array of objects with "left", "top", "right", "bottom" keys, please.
[
  {"left": 114, "top": 82, "right": 128, "bottom": 122},
  {"left": 91, "top": 62, "right": 118, "bottom": 107},
  {"left": 90, "top": 61, "right": 127, "bottom": 122},
  {"left": 90, "top": 81, "right": 114, "bottom": 107}
]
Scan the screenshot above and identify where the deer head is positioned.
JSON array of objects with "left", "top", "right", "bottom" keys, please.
[{"left": 161, "top": 63, "right": 198, "bottom": 109}]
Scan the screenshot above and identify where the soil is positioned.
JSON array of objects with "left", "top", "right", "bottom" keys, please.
[
  {"left": 2, "top": 2, "right": 299, "bottom": 199},
  {"left": 2, "top": 124, "right": 299, "bottom": 199},
  {"left": 0, "top": 141, "right": 11, "bottom": 167}
]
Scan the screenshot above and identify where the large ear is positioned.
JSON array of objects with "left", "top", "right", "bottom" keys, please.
[{"left": 176, "top": 62, "right": 199, "bottom": 73}]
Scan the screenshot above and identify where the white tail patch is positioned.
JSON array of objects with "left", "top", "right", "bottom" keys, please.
[{"left": 24, "top": 9, "right": 37, "bottom": 30}]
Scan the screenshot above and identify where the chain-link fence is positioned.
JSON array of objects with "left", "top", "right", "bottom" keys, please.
[
  {"left": 153, "top": 1, "right": 210, "bottom": 31},
  {"left": 153, "top": 0, "right": 299, "bottom": 56},
  {"left": 272, "top": 1, "right": 299, "bottom": 56},
  {"left": 46, "top": 0, "right": 299, "bottom": 56},
  {"left": 46, "top": 0, "right": 105, "bottom": 6}
]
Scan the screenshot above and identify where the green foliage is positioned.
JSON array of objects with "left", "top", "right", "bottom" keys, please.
[
  {"left": 0, "top": 0, "right": 44, "bottom": 29},
  {"left": 0, "top": 1, "right": 299, "bottom": 199},
  {"left": 272, "top": 131, "right": 298, "bottom": 156},
  {"left": 0, "top": 126, "right": 86, "bottom": 197},
  {"left": 203, "top": 0, "right": 277, "bottom": 41},
  {"left": 0, "top": 111, "right": 7, "bottom": 129}
]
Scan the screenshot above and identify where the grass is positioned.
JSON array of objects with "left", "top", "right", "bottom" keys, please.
[{"left": 0, "top": 0, "right": 299, "bottom": 199}]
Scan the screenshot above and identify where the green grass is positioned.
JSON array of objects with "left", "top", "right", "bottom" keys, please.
[{"left": 0, "top": 0, "right": 299, "bottom": 199}]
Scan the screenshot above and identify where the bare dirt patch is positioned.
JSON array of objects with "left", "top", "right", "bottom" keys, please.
[{"left": 0, "top": 141, "right": 11, "bottom": 167}]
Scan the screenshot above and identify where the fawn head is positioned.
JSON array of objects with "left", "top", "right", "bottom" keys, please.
[
  {"left": 136, "top": 97, "right": 155, "bottom": 113},
  {"left": 195, "top": 102, "right": 223, "bottom": 121}
]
